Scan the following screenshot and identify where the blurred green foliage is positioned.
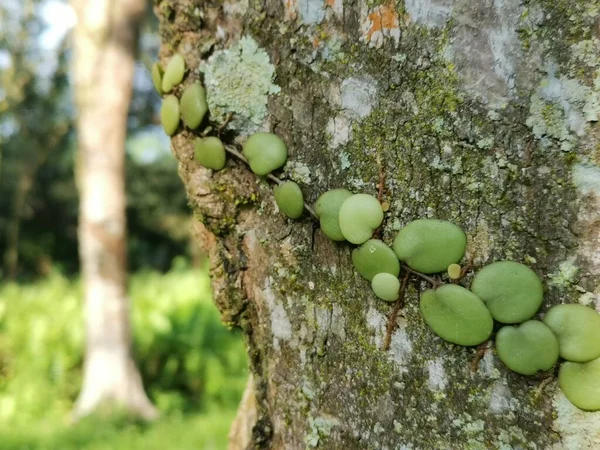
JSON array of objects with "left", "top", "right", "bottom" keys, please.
[
  {"left": 0, "top": 263, "right": 248, "bottom": 425},
  {"left": 0, "top": 0, "right": 190, "bottom": 279},
  {"left": 0, "top": 409, "right": 235, "bottom": 450}
]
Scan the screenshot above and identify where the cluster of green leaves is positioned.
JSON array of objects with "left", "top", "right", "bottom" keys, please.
[
  {"left": 313, "top": 189, "right": 600, "bottom": 411},
  {"left": 0, "top": 263, "right": 248, "bottom": 425},
  {"left": 156, "top": 51, "right": 600, "bottom": 412}
]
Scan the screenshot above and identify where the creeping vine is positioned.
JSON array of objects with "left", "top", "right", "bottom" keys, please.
[{"left": 153, "top": 53, "right": 600, "bottom": 413}]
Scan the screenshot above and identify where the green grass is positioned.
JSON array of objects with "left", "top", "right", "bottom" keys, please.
[{"left": 0, "top": 409, "right": 235, "bottom": 450}]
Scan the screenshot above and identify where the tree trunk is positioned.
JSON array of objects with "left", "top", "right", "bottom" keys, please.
[
  {"left": 72, "top": 0, "right": 156, "bottom": 420},
  {"left": 158, "top": 0, "right": 600, "bottom": 447}
]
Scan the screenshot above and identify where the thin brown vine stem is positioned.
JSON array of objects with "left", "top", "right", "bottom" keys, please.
[
  {"left": 401, "top": 264, "right": 442, "bottom": 287},
  {"left": 470, "top": 340, "right": 490, "bottom": 372},
  {"left": 224, "top": 144, "right": 319, "bottom": 220},
  {"left": 217, "top": 113, "right": 233, "bottom": 136},
  {"left": 383, "top": 271, "right": 411, "bottom": 351}
]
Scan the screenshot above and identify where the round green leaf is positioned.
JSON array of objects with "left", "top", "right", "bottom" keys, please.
[
  {"left": 447, "top": 263, "right": 462, "bottom": 280},
  {"left": 420, "top": 284, "right": 493, "bottom": 346},
  {"left": 274, "top": 181, "right": 304, "bottom": 219},
  {"left": 352, "top": 240, "right": 400, "bottom": 281},
  {"left": 495, "top": 320, "right": 559, "bottom": 375},
  {"left": 242, "top": 133, "right": 288, "bottom": 176},
  {"left": 194, "top": 137, "right": 226, "bottom": 171},
  {"left": 314, "top": 189, "right": 353, "bottom": 241},
  {"left": 180, "top": 83, "right": 208, "bottom": 129},
  {"left": 392, "top": 219, "right": 466, "bottom": 274},
  {"left": 470, "top": 261, "right": 543, "bottom": 324},
  {"left": 161, "top": 53, "right": 185, "bottom": 93},
  {"left": 543, "top": 304, "right": 600, "bottom": 363},
  {"left": 160, "top": 95, "right": 180, "bottom": 136},
  {"left": 559, "top": 356, "right": 600, "bottom": 411},
  {"left": 339, "top": 194, "right": 383, "bottom": 244},
  {"left": 151, "top": 62, "right": 163, "bottom": 95},
  {"left": 372, "top": 273, "right": 400, "bottom": 302}
]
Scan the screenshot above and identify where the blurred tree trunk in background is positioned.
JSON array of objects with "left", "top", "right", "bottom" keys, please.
[
  {"left": 157, "top": 0, "right": 600, "bottom": 448},
  {"left": 72, "top": 0, "right": 156, "bottom": 420}
]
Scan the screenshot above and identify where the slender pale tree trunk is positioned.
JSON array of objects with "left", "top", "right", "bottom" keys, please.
[
  {"left": 158, "top": 0, "right": 600, "bottom": 447},
  {"left": 72, "top": 0, "right": 156, "bottom": 420}
]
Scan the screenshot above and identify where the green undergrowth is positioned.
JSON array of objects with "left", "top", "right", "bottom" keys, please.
[
  {"left": 0, "top": 260, "right": 248, "bottom": 447},
  {"left": 0, "top": 408, "right": 235, "bottom": 450}
]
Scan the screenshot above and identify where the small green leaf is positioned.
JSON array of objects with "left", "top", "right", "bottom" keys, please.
[
  {"left": 151, "top": 62, "right": 163, "bottom": 95},
  {"left": 559, "top": 356, "right": 600, "bottom": 411},
  {"left": 371, "top": 273, "right": 400, "bottom": 302},
  {"left": 161, "top": 54, "right": 185, "bottom": 93},
  {"left": 180, "top": 83, "right": 209, "bottom": 129},
  {"left": 194, "top": 137, "right": 226, "bottom": 170},
  {"left": 273, "top": 181, "right": 304, "bottom": 219},
  {"left": 160, "top": 95, "right": 180, "bottom": 136},
  {"left": 338, "top": 194, "right": 383, "bottom": 244},
  {"left": 543, "top": 304, "right": 600, "bottom": 362},
  {"left": 495, "top": 320, "right": 559, "bottom": 375},
  {"left": 242, "top": 133, "right": 288, "bottom": 176},
  {"left": 351, "top": 239, "right": 400, "bottom": 281},
  {"left": 447, "top": 263, "right": 462, "bottom": 280},
  {"left": 470, "top": 261, "right": 543, "bottom": 324},
  {"left": 393, "top": 219, "right": 466, "bottom": 274},
  {"left": 314, "top": 189, "right": 353, "bottom": 241},
  {"left": 420, "top": 284, "right": 493, "bottom": 346}
]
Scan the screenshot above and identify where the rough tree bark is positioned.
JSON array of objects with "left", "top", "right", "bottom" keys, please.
[
  {"left": 157, "top": 0, "right": 600, "bottom": 448},
  {"left": 72, "top": 0, "right": 157, "bottom": 419}
]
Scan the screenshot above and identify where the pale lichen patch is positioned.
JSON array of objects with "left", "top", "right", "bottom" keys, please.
[
  {"left": 340, "top": 77, "right": 378, "bottom": 119},
  {"left": 489, "top": 381, "right": 515, "bottom": 414},
  {"left": 404, "top": 0, "right": 454, "bottom": 28},
  {"left": 297, "top": 0, "right": 326, "bottom": 25},
  {"left": 271, "top": 302, "right": 293, "bottom": 349},
  {"left": 526, "top": 72, "right": 600, "bottom": 151},
  {"left": 200, "top": 36, "right": 280, "bottom": 134},
  {"left": 306, "top": 415, "right": 340, "bottom": 447},
  {"left": 427, "top": 358, "right": 448, "bottom": 391},
  {"left": 573, "top": 162, "right": 600, "bottom": 196},
  {"left": 553, "top": 392, "right": 600, "bottom": 449},
  {"left": 387, "top": 327, "right": 413, "bottom": 373},
  {"left": 326, "top": 115, "right": 352, "bottom": 149}
]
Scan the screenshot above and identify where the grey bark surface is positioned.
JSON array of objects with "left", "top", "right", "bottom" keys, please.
[
  {"left": 157, "top": 0, "right": 600, "bottom": 448},
  {"left": 72, "top": 0, "right": 157, "bottom": 420}
]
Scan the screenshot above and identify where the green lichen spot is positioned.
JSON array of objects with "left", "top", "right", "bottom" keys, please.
[
  {"left": 160, "top": 95, "right": 180, "bottom": 136},
  {"left": 420, "top": 285, "right": 493, "bottom": 346},
  {"left": 274, "top": 181, "right": 304, "bottom": 219},
  {"left": 151, "top": 62, "right": 163, "bottom": 95},
  {"left": 194, "top": 137, "right": 226, "bottom": 170},
  {"left": 392, "top": 219, "right": 466, "bottom": 274},
  {"left": 543, "top": 304, "right": 600, "bottom": 363},
  {"left": 314, "top": 189, "right": 353, "bottom": 241},
  {"left": 161, "top": 54, "right": 185, "bottom": 93},
  {"left": 351, "top": 239, "right": 400, "bottom": 282},
  {"left": 339, "top": 194, "right": 383, "bottom": 244},
  {"left": 559, "top": 356, "right": 600, "bottom": 411},
  {"left": 470, "top": 261, "right": 543, "bottom": 324},
  {"left": 371, "top": 273, "right": 400, "bottom": 302},
  {"left": 495, "top": 320, "right": 559, "bottom": 375},
  {"left": 242, "top": 132, "right": 288, "bottom": 176},
  {"left": 180, "top": 83, "right": 209, "bottom": 129}
]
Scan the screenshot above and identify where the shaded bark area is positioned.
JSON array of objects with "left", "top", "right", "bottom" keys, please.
[
  {"left": 72, "top": 0, "right": 156, "bottom": 420},
  {"left": 158, "top": 0, "right": 600, "bottom": 448}
]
